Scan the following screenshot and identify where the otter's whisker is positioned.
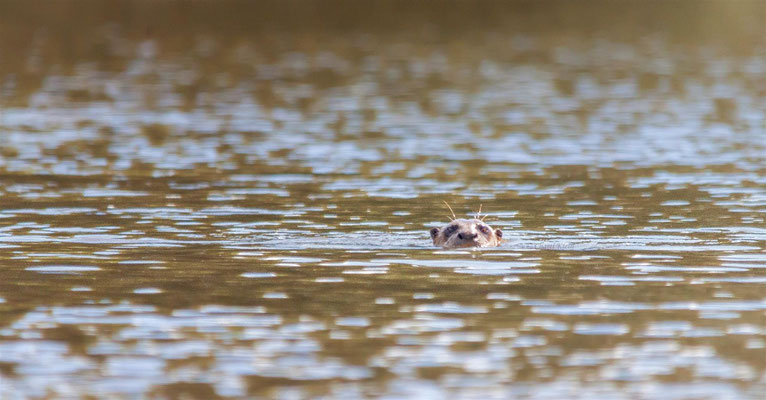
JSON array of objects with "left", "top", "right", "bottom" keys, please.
[
  {"left": 443, "top": 201, "right": 457, "bottom": 220},
  {"left": 474, "top": 204, "right": 483, "bottom": 219}
]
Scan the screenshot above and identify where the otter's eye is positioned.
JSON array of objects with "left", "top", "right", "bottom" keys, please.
[
  {"left": 444, "top": 225, "right": 458, "bottom": 237},
  {"left": 478, "top": 225, "right": 490, "bottom": 235}
]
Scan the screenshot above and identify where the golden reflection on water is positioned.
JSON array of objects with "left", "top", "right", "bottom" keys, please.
[{"left": 0, "top": 1, "right": 765, "bottom": 398}]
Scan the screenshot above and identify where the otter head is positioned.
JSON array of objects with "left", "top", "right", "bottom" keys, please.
[{"left": 430, "top": 218, "right": 503, "bottom": 249}]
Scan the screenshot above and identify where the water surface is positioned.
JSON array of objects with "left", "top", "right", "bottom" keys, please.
[{"left": 0, "top": 2, "right": 765, "bottom": 398}]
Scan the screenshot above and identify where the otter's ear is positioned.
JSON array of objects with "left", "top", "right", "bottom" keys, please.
[
  {"left": 430, "top": 227, "right": 440, "bottom": 239},
  {"left": 495, "top": 229, "right": 503, "bottom": 239}
]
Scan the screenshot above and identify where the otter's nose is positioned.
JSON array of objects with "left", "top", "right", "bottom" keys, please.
[{"left": 458, "top": 232, "right": 478, "bottom": 241}]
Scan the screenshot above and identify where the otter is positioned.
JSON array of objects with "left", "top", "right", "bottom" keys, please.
[{"left": 430, "top": 203, "right": 503, "bottom": 248}]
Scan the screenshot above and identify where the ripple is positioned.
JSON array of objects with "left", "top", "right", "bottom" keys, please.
[
  {"left": 241, "top": 272, "right": 277, "bottom": 278},
  {"left": 532, "top": 301, "right": 651, "bottom": 315},
  {"left": 263, "top": 292, "right": 289, "bottom": 299},
  {"left": 26, "top": 265, "right": 101, "bottom": 274},
  {"left": 379, "top": 258, "right": 538, "bottom": 270},
  {"left": 660, "top": 200, "right": 690, "bottom": 206},
  {"left": 580, "top": 275, "right": 684, "bottom": 285},
  {"left": 573, "top": 323, "right": 629, "bottom": 335},
  {"left": 315, "top": 277, "right": 344, "bottom": 282},
  {"left": 335, "top": 317, "right": 370, "bottom": 327},
  {"left": 413, "top": 302, "right": 488, "bottom": 314},
  {"left": 691, "top": 277, "right": 766, "bottom": 283},
  {"left": 133, "top": 288, "right": 162, "bottom": 294}
]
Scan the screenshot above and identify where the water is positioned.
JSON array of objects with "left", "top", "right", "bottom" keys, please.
[{"left": 0, "top": 2, "right": 765, "bottom": 399}]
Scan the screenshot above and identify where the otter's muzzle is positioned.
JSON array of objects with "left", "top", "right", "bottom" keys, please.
[{"left": 457, "top": 233, "right": 478, "bottom": 241}]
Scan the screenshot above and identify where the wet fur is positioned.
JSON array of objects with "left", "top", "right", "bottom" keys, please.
[{"left": 430, "top": 218, "right": 503, "bottom": 248}]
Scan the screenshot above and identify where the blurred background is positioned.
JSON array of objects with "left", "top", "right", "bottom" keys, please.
[{"left": 0, "top": 1, "right": 765, "bottom": 399}]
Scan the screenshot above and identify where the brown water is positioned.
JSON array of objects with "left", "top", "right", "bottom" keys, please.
[{"left": 1, "top": 1, "right": 765, "bottom": 398}]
